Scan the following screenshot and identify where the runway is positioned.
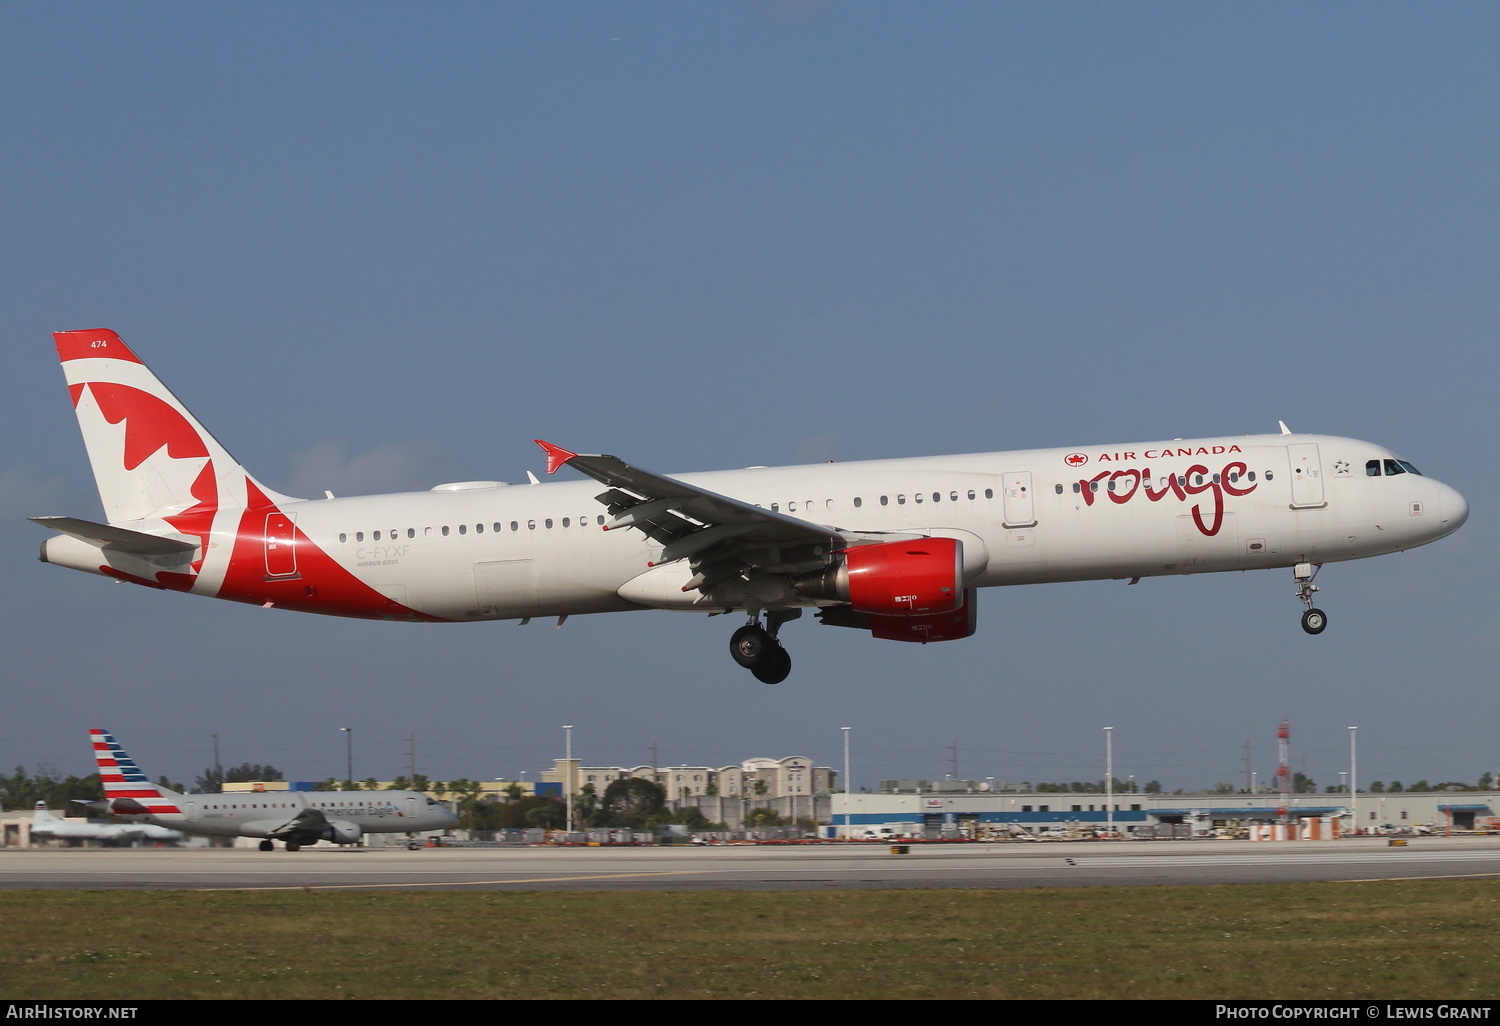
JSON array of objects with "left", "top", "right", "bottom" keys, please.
[{"left": 5, "top": 836, "right": 1500, "bottom": 891}]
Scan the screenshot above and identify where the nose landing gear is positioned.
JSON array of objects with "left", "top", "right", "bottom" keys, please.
[
  {"left": 729, "top": 609, "right": 798, "bottom": 684},
  {"left": 1294, "top": 562, "right": 1327, "bottom": 635}
]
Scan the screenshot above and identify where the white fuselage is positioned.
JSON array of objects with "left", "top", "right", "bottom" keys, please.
[
  {"left": 125, "top": 790, "right": 457, "bottom": 842},
  {"left": 255, "top": 433, "right": 1464, "bottom": 622}
]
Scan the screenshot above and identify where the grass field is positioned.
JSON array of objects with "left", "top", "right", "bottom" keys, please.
[{"left": 3, "top": 880, "right": 1499, "bottom": 1000}]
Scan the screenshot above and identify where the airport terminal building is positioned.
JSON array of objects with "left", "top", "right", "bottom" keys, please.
[{"left": 817, "top": 787, "right": 1500, "bottom": 840}]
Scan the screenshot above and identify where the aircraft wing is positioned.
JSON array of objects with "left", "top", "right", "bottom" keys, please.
[
  {"left": 267, "top": 806, "right": 329, "bottom": 840},
  {"left": 536, "top": 440, "right": 853, "bottom": 593}
]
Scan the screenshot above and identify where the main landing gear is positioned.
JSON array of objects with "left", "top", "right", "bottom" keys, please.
[
  {"left": 258, "top": 838, "right": 303, "bottom": 852},
  {"left": 1294, "top": 562, "right": 1327, "bottom": 635},
  {"left": 730, "top": 609, "right": 798, "bottom": 684}
]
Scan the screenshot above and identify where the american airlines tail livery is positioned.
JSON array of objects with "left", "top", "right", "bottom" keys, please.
[
  {"left": 35, "top": 329, "right": 1467, "bottom": 684},
  {"left": 84, "top": 729, "right": 457, "bottom": 851}
]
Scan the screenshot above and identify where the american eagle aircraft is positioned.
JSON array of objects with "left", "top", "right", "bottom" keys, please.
[
  {"left": 82, "top": 729, "right": 457, "bottom": 851},
  {"left": 35, "top": 330, "right": 1467, "bottom": 684}
]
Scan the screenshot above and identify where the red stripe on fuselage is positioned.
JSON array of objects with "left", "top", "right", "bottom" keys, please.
[{"left": 213, "top": 480, "right": 445, "bottom": 621}]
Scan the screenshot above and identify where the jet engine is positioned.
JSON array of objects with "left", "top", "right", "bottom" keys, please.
[
  {"left": 795, "top": 538, "right": 964, "bottom": 615},
  {"left": 319, "top": 820, "right": 364, "bottom": 845},
  {"left": 817, "top": 588, "right": 979, "bottom": 643},
  {"left": 869, "top": 588, "right": 978, "bottom": 642}
]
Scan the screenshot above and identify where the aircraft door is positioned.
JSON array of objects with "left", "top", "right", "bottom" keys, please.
[
  {"left": 264, "top": 513, "right": 299, "bottom": 578},
  {"left": 1001, "top": 472, "right": 1036, "bottom": 528},
  {"left": 1287, "top": 444, "right": 1326, "bottom": 509}
]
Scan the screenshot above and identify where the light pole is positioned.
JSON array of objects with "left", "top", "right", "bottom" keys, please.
[
  {"left": 841, "top": 727, "right": 851, "bottom": 840},
  {"left": 564, "top": 725, "right": 574, "bottom": 834},
  {"left": 1104, "top": 727, "right": 1114, "bottom": 839},
  {"left": 1349, "top": 726, "right": 1358, "bottom": 836},
  {"left": 339, "top": 727, "right": 352, "bottom": 786}
]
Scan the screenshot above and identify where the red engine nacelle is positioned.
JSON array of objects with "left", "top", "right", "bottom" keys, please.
[
  {"left": 797, "top": 538, "right": 964, "bottom": 615},
  {"left": 870, "top": 588, "right": 978, "bottom": 643}
]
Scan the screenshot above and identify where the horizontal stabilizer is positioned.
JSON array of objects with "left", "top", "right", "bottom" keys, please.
[{"left": 30, "top": 516, "right": 197, "bottom": 556}]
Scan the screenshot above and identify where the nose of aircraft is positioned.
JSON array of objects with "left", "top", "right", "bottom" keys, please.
[{"left": 1437, "top": 480, "right": 1469, "bottom": 536}]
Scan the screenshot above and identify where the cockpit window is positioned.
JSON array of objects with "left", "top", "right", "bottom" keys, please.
[{"left": 1371, "top": 458, "right": 1424, "bottom": 477}]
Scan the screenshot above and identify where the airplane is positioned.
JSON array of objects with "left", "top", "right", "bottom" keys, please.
[
  {"left": 30, "top": 800, "right": 182, "bottom": 844},
  {"left": 33, "top": 329, "right": 1468, "bottom": 684},
  {"left": 82, "top": 728, "right": 458, "bottom": 851}
]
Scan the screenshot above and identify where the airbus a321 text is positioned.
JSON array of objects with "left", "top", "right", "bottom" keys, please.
[
  {"left": 35, "top": 330, "right": 1467, "bottom": 683},
  {"left": 83, "top": 729, "right": 458, "bottom": 851}
]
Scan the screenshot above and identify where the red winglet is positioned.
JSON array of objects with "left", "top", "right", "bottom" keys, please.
[{"left": 533, "top": 439, "right": 578, "bottom": 475}]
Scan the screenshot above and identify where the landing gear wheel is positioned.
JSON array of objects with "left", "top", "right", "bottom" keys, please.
[
  {"left": 751, "top": 644, "right": 792, "bottom": 685},
  {"left": 258, "top": 839, "right": 274, "bottom": 852},
  {"left": 286, "top": 841, "right": 301, "bottom": 852},
  {"left": 1301, "top": 608, "right": 1327, "bottom": 635},
  {"left": 730, "top": 624, "right": 774, "bottom": 669}
]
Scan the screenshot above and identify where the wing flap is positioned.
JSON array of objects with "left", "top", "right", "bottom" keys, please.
[
  {"left": 537, "top": 440, "right": 843, "bottom": 600},
  {"left": 540, "top": 442, "right": 837, "bottom": 545},
  {"left": 267, "top": 806, "right": 327, "bottom": 839}
]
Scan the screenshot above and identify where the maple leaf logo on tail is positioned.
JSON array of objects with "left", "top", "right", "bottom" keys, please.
[{"left": 49, "top": 329, "right": 304, "bottom": 591}]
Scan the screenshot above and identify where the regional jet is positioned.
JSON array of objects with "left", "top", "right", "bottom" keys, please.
[{"left": 82, "top": 729, "right": 458, "bottom": 851}]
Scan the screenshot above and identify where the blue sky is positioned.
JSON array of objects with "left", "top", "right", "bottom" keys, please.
[{"left": 2, "top": 3, "right": 1495, "bottom": 794}]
